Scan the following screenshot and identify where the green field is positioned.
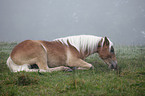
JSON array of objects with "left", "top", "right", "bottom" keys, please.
[{"left": 0, "top": 42, "right": 145, "bottom": 96}]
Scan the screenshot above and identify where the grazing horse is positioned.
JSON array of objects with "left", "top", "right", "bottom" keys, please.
[{"left": 6, "top": 35, "right": 117, "bottom": 72}]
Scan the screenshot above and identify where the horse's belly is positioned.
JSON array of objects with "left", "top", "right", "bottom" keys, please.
[
  {"left": 47, "top": 55, "right": 67, "bottom": 68},
  {"left": 47, "top": 60, "right": 66, "bottom": 68}
]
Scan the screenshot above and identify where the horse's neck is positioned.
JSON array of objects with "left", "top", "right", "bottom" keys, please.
[
  {"left": 79, "top": 37, "right": 102, "bottom": 58},
  {"left": 55, "top": 35, "right": 102, "bottom": 58}
]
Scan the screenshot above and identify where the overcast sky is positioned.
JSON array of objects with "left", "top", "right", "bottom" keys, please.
[{"left": 0, "top": 0, "right": 145, "bottom": 45}]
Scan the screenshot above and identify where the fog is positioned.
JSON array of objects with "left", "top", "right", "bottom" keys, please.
[{"left": 0, "top": 0, "right": 145, "bottom": 45}]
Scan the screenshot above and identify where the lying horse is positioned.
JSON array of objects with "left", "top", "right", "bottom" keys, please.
[{"left": 6, "top": 35, "right": 117, "bottom": 72}]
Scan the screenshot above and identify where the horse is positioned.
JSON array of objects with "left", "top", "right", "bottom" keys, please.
[{"left": 6, "top": 35, "right": 117, "bottom": 72}]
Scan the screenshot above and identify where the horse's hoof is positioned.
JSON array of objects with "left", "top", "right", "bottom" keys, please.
[
  {"left": 67, "top": 69, "right": 73, "bottom": 72},
  {"left": 63, "top": 69, "right": 73, "bottom": 72},
  {"left": 63, "top": 67, "right": 73, "bottom": 72}
]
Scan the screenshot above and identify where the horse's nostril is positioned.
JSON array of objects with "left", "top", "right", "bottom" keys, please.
[
  {"left": 110, "top": 64, "right": 115, "bottom": 69},
  {"left": 112, "top": 64, "right": 118, "bottom": 70}
]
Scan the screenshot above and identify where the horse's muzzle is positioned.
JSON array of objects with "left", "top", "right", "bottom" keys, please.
[{"left": 109, "top": 60, "right": 118, "bottom": 70}]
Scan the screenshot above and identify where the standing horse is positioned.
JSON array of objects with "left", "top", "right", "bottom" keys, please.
[{"left": 6, "top": 35, "right": 117, "bottom": 72}]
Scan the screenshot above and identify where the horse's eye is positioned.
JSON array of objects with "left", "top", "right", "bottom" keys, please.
[{"left": 110, "top": 46, "right": 114, "bottom": 53}]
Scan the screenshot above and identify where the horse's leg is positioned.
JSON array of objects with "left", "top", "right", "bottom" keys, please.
[
  {"left": 48, "top": 66, "right": 72, "bottom": 72},
  {"left": 15, "top": 53, "right": 50, "bottom": 72},
  {"left": 23, "top": 69, "right": 39, "bottom": 72},
  {"left": 36, "top": 56, "right": 72, "bottom": 72},
  {"left": 31, "top": 46, "right": 50, "bottom": 72},
  {"left": 68, "top": 59, "right": 94, "bottom": 69},
  {"left": 77, "top": 67, "right": 88, "bottom": 70},
  {"left": 36, "top": 58, "right": 50, "bottom": 72}
]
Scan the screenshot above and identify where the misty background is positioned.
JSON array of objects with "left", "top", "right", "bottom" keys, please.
[{"left": 0, "top": 0, "right": 145, "bottom": 45}]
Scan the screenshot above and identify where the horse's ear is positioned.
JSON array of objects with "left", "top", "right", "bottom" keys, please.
[
  {"left": 98, "top": 38, "right": 103, "bottom": 48},
  {"left": 103, "top": 37, "right": 109, "bottom": 46}
]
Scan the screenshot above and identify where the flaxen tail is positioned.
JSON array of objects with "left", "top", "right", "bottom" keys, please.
[{"left": 6, "top": 57, "right": 29, "bottom": 72}]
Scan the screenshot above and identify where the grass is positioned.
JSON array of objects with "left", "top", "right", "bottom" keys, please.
[{"left": 0, "top": 42, "right": 145, "bottom": 96}]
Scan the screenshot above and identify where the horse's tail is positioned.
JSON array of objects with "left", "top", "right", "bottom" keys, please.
[
  {"left": 6, "top": 57, "right": 29, "bottom": 72},
  {"left": 6, "top": 57, "right": 14, "bottom": 72}
]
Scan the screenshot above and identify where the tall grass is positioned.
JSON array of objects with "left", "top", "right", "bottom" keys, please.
[{"left": 0, "top": 42, "right": 144, "bottom": 96}]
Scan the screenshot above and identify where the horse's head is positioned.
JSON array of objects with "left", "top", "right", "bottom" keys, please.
[{"left": 97, "top": 37, "right": 118, "bottom": 70}]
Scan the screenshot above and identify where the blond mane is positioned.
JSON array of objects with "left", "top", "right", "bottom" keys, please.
[{"left": 54, "top": 35, "right": 100, "bottom": 54}]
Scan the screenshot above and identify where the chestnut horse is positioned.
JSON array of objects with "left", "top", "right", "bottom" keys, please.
[{"left": 6, "top": 35, "right": 117, "bottom": 72}]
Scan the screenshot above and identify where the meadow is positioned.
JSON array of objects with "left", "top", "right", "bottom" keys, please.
[{"left": 0, "top": 42, "right": 145, "bottom": 96}]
